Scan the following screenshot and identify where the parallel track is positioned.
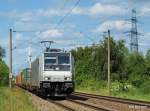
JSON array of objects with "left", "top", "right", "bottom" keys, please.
[
  {"left": 74, "top": 92, "right": 150, "bottom": 108},
  {"left": 66, "top": 98, "right": 117, "bottom": 111}
]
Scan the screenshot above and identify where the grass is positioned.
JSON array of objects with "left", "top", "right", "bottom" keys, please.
[
  {"left": 113, "top": 89, "right": 150, "bottom": 102},
  {"left": 0, "top": 87, "right": 37, "bottom": 111},
  {"left": 76, "top": 82, "right": 150, "bottom": 102}
]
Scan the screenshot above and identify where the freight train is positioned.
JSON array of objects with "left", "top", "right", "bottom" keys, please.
[{"left": 16, "top": 48, "right": 75, "bottom": 97}]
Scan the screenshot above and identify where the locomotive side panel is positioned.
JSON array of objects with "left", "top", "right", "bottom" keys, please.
[
  {"left": 31, "top": 58, "right": 40, "bottom": 87},
  {"left": 39, "top": 54, "right": 44, "bottom": 83}
]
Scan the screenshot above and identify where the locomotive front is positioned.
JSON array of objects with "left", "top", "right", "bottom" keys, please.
[{"left": 41, "top": 50, "right": 74, "bottom": 96}]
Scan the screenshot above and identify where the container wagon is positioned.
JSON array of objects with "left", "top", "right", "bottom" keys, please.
[
  {"left": 21, "top": 68, "right": 31, "bottom": 89},
  {"left": 16, "top": 73, "right": 22, "bottom": 86}
]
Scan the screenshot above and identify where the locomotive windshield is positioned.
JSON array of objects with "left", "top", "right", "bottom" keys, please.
[
  {"left": 44, "top": 57, "right": 56, "bottom": 65},
  {"left": 44, "top": 53, "right": 70, "bottom": 71},
  {"left": 58, "top": 56, "right": 70, "bottom": 64}
]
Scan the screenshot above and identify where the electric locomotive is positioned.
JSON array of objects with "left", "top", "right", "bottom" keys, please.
[{"left": 30, "top": 48, "right": 75, "bottom": 96}]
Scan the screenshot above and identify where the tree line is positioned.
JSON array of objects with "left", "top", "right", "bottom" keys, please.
[{"left": 72, "top": 37, "right": 150, "bottom": 93}]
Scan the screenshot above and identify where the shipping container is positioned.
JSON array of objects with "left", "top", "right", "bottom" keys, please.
[
  {"left": 16, "top": 73, "right": 22, "bottom": 86},
  {"left": 21, "top": 68, "right": 31, "bottom": 87},
  {"left": 25, "top": 68, "right": 31, "bottom": 86}
]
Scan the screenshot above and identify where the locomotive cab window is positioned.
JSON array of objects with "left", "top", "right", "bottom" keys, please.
[
  {"left": 58, "top": 56, "right": 70, "bottom": 65},
  {"left": 44, "top": 58, "right": 56, "bottom": 64},
  {"left": 44, "top": 56, "right": 57, "bottom": 70},
  {"left": 44, "top": 53, "right": 71, "bottom": 71}
]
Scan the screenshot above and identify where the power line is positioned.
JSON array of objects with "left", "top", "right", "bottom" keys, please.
[
  {"left": 30, "top": 0, "right": 81, "bottom": 42},
  {"left": 13, "top": 0, "right": 81, "bottom": 48},
  {"left": 55, "top": 0, "right": 81, "bottom": 28},
  {"left": 11, "top": 35, "right": 40, "bottom": 51},
  {"left": 79, "top": 31, "right": 96, "bottom": 43}
]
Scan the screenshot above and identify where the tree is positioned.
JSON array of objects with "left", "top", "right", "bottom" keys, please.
[
  {"left": 72, "top": 37, "right": 128, "bottom": 86},
  {"left": 0, "top": 45, "right": 9, "bottom": 86},
  {"left": 127, "top": 53, "right": 146, "bottom": 87},
  {"left": 0, "top": 60, "right": 9, "bottom": 86},
  {"left": 144, "top": 49, "right": 150, "bottom": 77},
  {"left": 0, "top": 46, "right": 5, "bottom": 59}
]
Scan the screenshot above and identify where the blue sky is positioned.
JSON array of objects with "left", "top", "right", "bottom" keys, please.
[{"left": 0, "top": 0, "right": 150, "bottom": 74}]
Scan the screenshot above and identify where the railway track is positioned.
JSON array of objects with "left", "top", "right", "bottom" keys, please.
[
  {"left": 48, "top": 99, "right": 76, "bottom": 111},
  {"left": 73, "top": 92, "right": 150, "bottom": 108},
  {"left": 66, "top": 98, "right": 117, "bottom": 111},
  {"left": 20, "top": 86, "right": 116, "bottom": 111},
  {"left": 20, "top": 86, "right": 150, "bottom": 111},
  {"left": 48, "top": 98, "right": 117, "bottom": 111}
]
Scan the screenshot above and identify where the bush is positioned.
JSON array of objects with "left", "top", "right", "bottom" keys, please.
[
  {"left": 139, "top": 80, "right": 150, "bottom": 94},
  {"left": 112, "top": 81, "right": 131, "bottom": 92},
  {"left": 0, "top": 60, "right": 9, "bottom": 86},
  {"left": 129, "top": 73, "right": 144, "bottom": 88}
]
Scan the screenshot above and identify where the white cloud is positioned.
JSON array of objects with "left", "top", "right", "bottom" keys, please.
[
  {"left": 95, "top": 20, "right": 130, "bottom": 32},
  {"left": 72, "top": 3, "right": 127, "bottom": 16},
  {"left": 12, "top": 33, "right": 32, "bottom": 49},
  {"left": 14, "top": 33, "right": 25, "bottom": 44},
  {"left": 89, "top": 3, "right": 125, "bottom": 15},
  {"left": 0, "top": 2, "right": 127, "bottom": 22},
  {"left": 15, "top": 33, "right": 23, "bottom": 40},
  {"left": 140, "top": 6, "right": 150, "bottom": 16},
  {"left": 0, "top": 9, "right": 63, "bottom": 22},
  {"left": 72, "top": 7, "right": 86, "bottom": 15},
  {"left": 19, "top": 12, "right": 34, "bottom": 22},
  {"left": 39, "top": 29, "right": 63, "bottom": 39},
  {"left": 36, "top": 8, "right": 65, "bottom": 17}
]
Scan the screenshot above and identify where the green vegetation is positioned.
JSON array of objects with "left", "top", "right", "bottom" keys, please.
[
  {"left": 0, "top": 46, "right": 9, "bottom": 86},
  {"left": 0, "top": 46, "right": 37, "bottom": 111},
  {"left": 72, "top": 37, "right": 150, "bottom": 101},
  {"left": 0, "top": 87, "right": 37, "bottom": 111}
]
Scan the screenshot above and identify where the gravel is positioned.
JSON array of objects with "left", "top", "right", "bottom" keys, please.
[
  {"left": 56, "top": 99, "right": 97, "bottom": 111},
  {"left": 26, "top": 90, "right": 150, "bottom": 111},
  {"left": 29, "top": 93, "right": 67, "bottom": 111}
]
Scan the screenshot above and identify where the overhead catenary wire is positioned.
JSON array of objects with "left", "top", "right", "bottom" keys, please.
[
  {"left": 79, "top": 31, "right": 96, "bottom": 43},
  {"left": 13, "top": 0, "right": 81, "bottom": 49},
  {"left": 12, "top": 0, "right": 81, "bottom": 74},
  {"left": 55, "top": 0, "right": 81, "bottom": 28},
  {"left": 29, "top": 0, "right": 81, "bottom": 42}
]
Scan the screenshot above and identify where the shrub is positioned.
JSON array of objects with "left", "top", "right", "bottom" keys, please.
[{"left": 139, "top": 80, "right": 150, "bottom": 94}]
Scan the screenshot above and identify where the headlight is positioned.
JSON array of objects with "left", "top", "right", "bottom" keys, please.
[
  {"left": 44, "top": 77, "right": 48, "bottom": 80},
  {"left": 64, "top": 77, "right": 71, "bottom": 80},
  {"left": 55, "top": 67, "right": 60, "bottom": 71},
  {"left": 44, "top": 77, "right": 51, "bottom": 80}
]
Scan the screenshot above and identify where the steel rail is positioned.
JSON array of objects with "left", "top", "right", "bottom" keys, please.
[
  {"left": 74, "top": 92, "right": 150, "bottom": 108},
  {"left": 66, "top": 98, "right": 117, "bottom": 111},
  {"left": 48, "top": 99, "right": 76, "bottom": 111}
]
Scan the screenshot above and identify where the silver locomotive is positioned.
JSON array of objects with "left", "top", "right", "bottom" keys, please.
[{"left": 31, "top": 48, "right": 75, "bottom": 96}]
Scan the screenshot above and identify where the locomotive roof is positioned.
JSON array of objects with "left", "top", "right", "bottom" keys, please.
[
  {"left": 44, "top": 48, "right": 70, "bottom": 53},
  {"left": 45, "top": 48, "right": 61, "bottom": 52}
]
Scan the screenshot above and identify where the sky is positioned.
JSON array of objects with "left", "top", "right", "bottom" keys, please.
[{"left": 0, "top": 0, "right": 150, "bottom": 75}]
